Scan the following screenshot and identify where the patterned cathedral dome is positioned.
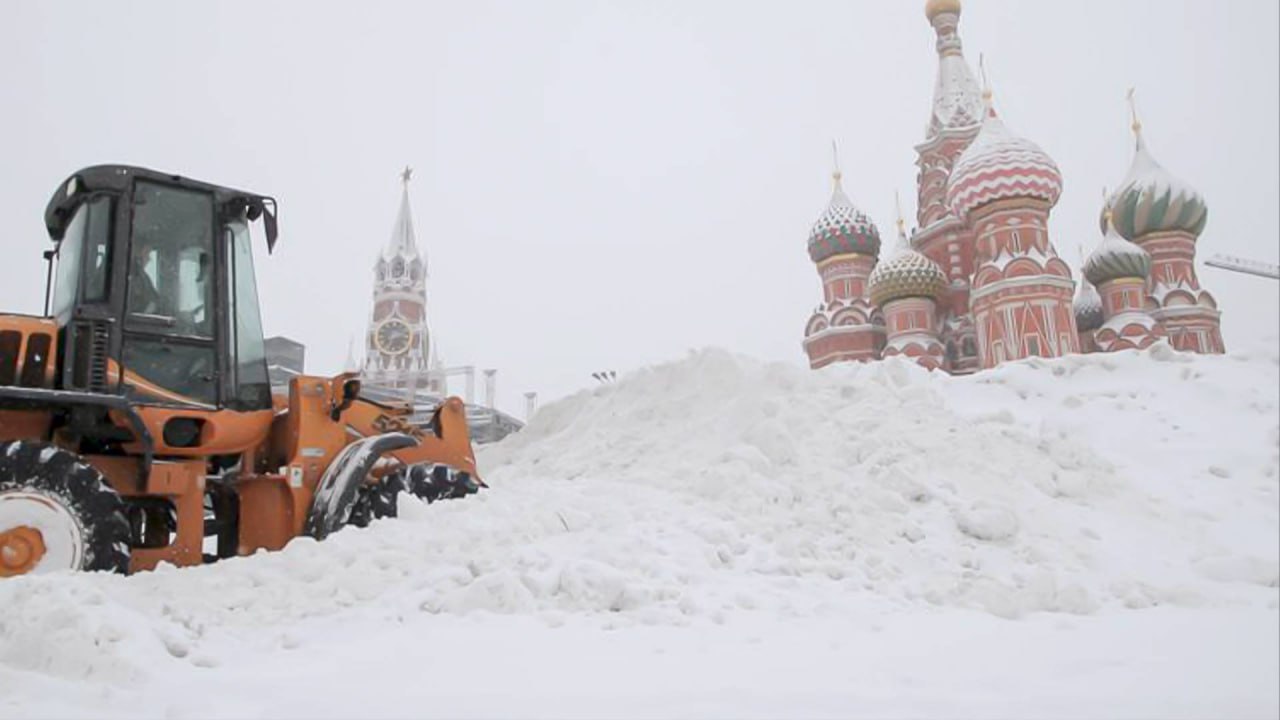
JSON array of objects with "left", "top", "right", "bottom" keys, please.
[
  {"left": 1101, "top": 131, "right": 1207, "bottom": 241},
  {"left": 1084, "top": 216, "right": 1153, "bottom": 286},
  {"left": 947, "top": 100, "right": 1063, "bottom": 219},
  {"left": 808, "top": 172, "right": 881, "bottom": 263},
  {"left": 1073, "top": 273, "right": 1104, "bottom": 332},
  {"left": 869, "top": 222, "right": 947, "bottom": 306}
]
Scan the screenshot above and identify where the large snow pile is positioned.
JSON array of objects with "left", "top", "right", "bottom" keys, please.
[
  {"left": 476, "top": 342, "right": 1279, "bottom": 619},
  {"left": 1, "top": 342, "right": 1277, "bottom": 718}
]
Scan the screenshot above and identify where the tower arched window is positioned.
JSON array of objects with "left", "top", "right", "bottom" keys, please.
[
  {"left": 376, "top": 260, "right": 387, "bottom": 282},
  {"left": 392, "top": 257, "right": 405, "bottom": 278}
]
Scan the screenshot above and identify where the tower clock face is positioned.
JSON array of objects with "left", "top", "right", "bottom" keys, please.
[{"left": 375, "top": 319, "right": 413, "bottom": 356}]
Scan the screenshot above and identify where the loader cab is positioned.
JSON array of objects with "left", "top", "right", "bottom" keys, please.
[{"left": 44, "top": 166, "right": 278, "bottom": 413}]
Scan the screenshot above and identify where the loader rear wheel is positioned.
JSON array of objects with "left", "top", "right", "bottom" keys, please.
[{"left": 0, "top": 441, "right": 130, "bottom": 577}]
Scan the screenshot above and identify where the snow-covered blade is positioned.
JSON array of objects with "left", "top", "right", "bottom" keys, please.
[{"left": 303, "top": 432, "right": 417, "bottom": 541}]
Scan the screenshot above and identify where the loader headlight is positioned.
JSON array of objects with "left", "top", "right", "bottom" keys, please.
[{"left": 162, "top": 418, "right": 204, "bottom": 448}]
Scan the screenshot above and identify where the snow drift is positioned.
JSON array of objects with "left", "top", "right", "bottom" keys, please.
[
  {"left": 0, "top": 342, "right": 1277, "bottom": 715},
  {"left": 477, "top": 341, "right": 1279, "bottom": 619}
]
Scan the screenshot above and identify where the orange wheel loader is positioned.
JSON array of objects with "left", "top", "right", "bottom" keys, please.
[{"left": 0, "top": 165, "right": 482, "bottom": 578}]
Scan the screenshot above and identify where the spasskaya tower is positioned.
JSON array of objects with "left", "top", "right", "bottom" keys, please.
[{"left": 363, "top": 167, "right": 432, "bottom": 392}]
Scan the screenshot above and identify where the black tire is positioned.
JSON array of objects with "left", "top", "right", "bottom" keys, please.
[
  {"left": 348, "top": 473, "right": 406, "bottom": 529},
  {"left": 304, "top": 433, "right": 417, "bottom": 540},
  {"left": 404, "top": 464, "right": 480, "bottom": 503},
  {"left": 0, "top": 441, "right": 130, "bottom": 575}
]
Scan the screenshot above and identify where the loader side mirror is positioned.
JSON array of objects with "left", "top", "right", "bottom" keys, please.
[
  {"left": 262, "top": 202, "right": 278, "bottom": 253},
  {"left": 342, "top": 378, "right": 360, "bottom": 404}
]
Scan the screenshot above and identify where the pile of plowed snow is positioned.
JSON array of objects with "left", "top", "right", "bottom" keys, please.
[
  {"left": 477, "top": 342, "right": 1278, "bottom": 619},
  {"left": 1, "top": 343, "right": 1277, "bottom": 686}
]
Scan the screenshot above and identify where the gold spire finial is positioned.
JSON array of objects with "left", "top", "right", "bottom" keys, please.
[
  {"left": 1126, "top": 88, "right": 1143, "bottom": 136},
  {"left": 1101, "top": 186, "right": 1115, "bottom": 227},
  {"left": 925, "top": 0, "right": 961, "bottom": 22},
  {"left": 894, "top": 190, "right": 907, "bottom": 238},
  {"left": 400, "top": 165, "right": 414, "bottom": 185},
  {"left": 830, "top": 140, "right": 843, "bottom": 185},
  {"left": 979, "top": 53, "right": 992, "bottom": 102}
]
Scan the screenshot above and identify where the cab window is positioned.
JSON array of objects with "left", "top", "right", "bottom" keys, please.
[
  {"left": 82, "top": 196, "right": 114, "bottom": 302},
  {"left": 50, "top": 204, "right": 87, "bottom": 322},
  {"left": 127, "top": 182, "right": 214, "bottom": 338},
  {"left": 226, "top": 219, "right": 271, "bottom": 409}
]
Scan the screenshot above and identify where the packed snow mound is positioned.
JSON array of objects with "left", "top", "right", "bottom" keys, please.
[
  {"left": 482, "top": 342, "right": 1279, "bottom": 620},
  {"left": 0, "top": 342, "right": 1277, "bottom": 684}
]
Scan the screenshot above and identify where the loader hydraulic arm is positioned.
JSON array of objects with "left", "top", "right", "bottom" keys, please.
[
  {"left": 340, "top": 395, "right": 480, "bottom": 482},
  {"left": 295, "top": 377, "right": 483, "bottom": 541}
]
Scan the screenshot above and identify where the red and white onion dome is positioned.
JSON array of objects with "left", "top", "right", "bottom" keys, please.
[
  {"left": 946, "top": 101, "right": 1063, "bottom": 220},
  {"left": 869, "top": 226, "right": 947, "bottom": 307}
]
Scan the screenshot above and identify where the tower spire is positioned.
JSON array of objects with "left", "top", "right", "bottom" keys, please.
[
  {"left": 386, "top": 166, "right": 420, "bottom": 258},
  {"left": 344, "top": 335, "right": 359, "bottom": 372},
  {"left": 894, "top": 190, "right": 909, "bottom": 248},
  {"left": 924, "top": 0, "right": 982, "bottom": 136},
  {"left": 978, "top": 53, "right": 995, "bottom": 113},
  {"left": 831, "top": 139, "right": 843, "bottom": 188},
  {"left": 1126, "top": 87, "right": 1146, "bottom": 150}
]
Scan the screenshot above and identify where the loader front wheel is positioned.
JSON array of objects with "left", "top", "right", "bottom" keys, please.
[
  {"left": 348, "top": 473, "right": 406, "bottom": 529},
  {"left": 0, "top": 441, "right": 130, "bottom": 577}
]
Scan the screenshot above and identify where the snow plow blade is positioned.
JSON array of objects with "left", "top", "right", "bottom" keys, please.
[{"left": 304, "top": 432, "right": 418, "bottom": 540}]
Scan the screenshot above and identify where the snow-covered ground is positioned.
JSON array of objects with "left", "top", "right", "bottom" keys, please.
[{"left": 2, "top": 341, "right": 1277, "bottom": 719}]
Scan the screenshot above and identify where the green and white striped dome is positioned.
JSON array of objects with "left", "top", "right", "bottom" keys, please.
[
  {"left": 1085, "top": 218, "right": 1152, "bottom": 286},
  {"left": 1102, "top": 134, "right": 1207, "bottom": 240}
]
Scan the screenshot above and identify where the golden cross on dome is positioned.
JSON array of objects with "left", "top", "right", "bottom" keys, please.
[
  {"left": 894, "top": 190, "right": 907, "bottom": 237},
  {"left": 400, "top": 166, "right": 414, "bottom": 185},
  {"left": 830, "top": 140, "right": 842, "bottom": 182},
  {"left": 1126, "top": 87, "right": 1143, "bottom": 136},
  {"left": 979, "top": 53, "right": 992, "bottom": 102}
]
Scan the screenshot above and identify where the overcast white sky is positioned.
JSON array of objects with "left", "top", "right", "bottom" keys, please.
[{"left": 2, "top": 0, "right": 1276, "bottom": 417}]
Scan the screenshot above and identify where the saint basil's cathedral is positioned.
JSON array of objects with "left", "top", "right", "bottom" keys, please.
[{"left": 802, "top": 0, "right": 1225, "bottom": 373}]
